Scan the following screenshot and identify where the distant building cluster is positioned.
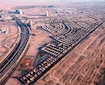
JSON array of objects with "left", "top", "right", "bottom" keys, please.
[{"left": 0, "top": 10, "right": 6, "bottom": 18}]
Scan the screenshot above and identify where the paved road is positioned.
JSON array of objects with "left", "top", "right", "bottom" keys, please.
[{"left": 0, "top": 16, "right": 30, "bottom": 85}]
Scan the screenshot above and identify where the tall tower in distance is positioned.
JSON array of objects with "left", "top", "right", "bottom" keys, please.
[
  {"left": 19, "top": 9, "right": 23, "bottom": 15},
  {"left": 29, "top": 19, "right": 33, "bottom": 29},
  {"left": 46, "top": 10, "right": 50, "bottom": 17}
]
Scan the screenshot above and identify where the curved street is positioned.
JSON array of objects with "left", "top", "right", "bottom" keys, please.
[{"left": 0, "top": 16, "right": 30, "bottom": 85}]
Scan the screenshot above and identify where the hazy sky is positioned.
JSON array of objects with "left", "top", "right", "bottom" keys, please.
[
  {"left": 0, "top": 0, "right": 105, "bottom": 8},
  {"left": 0, "top": 0, "right": 105, "bottom": 3},
  {"left": 0, "top": 0, "right": 105, "bottom": 9}
]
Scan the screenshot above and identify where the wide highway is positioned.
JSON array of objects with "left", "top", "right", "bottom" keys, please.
[{"left": 0, "top": 16, "right": 30, "bottom": 85}]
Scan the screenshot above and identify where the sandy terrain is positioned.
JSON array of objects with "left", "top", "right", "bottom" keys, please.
[
  {"left": 0, "top": 20, "right": 20, "bottom": 61},
  {"left": 5, "top": 78, "right": 21, "bottom": 85},
  {"left": 27, "top": 29, "right": 51, "bottom": 56}
]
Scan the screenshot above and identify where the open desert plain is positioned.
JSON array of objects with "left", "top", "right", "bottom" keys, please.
[{"left": 0, "top": 0, "right": 105, "bottom": 85}]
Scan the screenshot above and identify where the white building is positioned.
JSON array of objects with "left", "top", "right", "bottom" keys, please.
[
  {"left": 0, "top": 28, "right": 8, "bottom": 34},
  {"left": 46, "top": 11, "right": 50, "bottom": 17}
]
